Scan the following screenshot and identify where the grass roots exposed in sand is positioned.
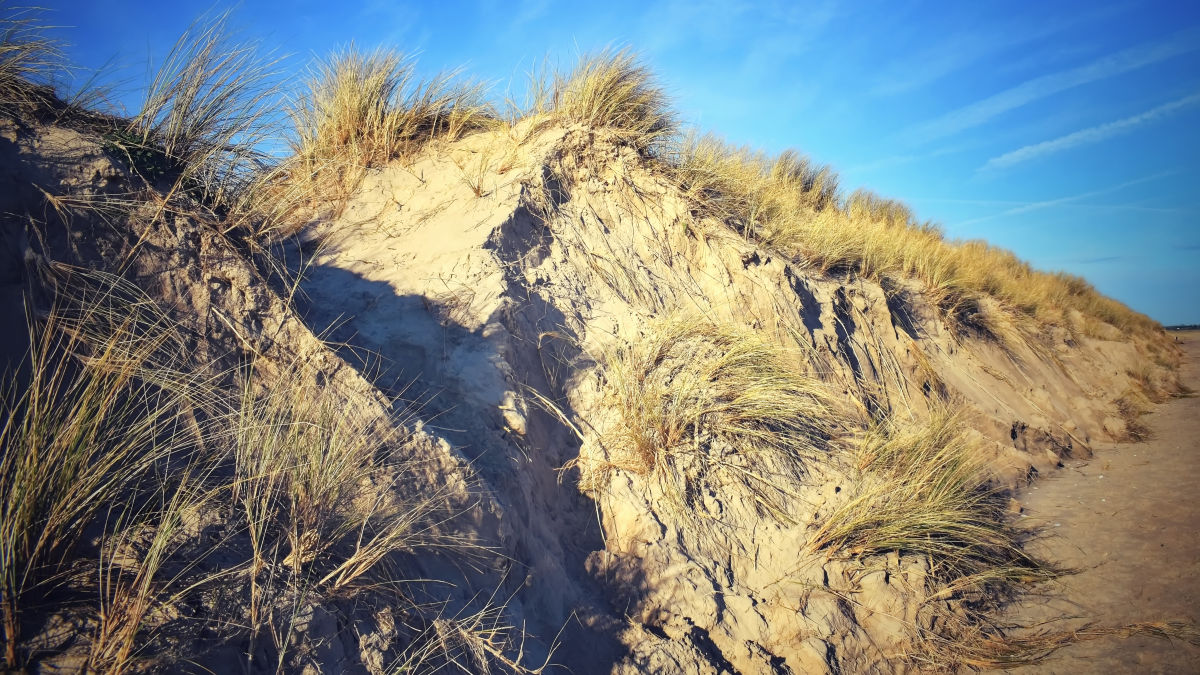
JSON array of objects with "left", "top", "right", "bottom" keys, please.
[{"left": 595, "top": 314, "right": 839, "bottom": 522}]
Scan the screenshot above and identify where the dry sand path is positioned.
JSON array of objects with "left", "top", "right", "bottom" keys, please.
[{"left": 1004, "top": 332, "right": 1200, "bottom": 673}]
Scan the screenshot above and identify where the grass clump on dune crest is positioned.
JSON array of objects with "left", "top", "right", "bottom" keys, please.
[
  {"left": 670, "top": 133, "right": 839, "bottom": 229},
  {"left": 528, "top": 47, "right": 675, "bottom": 155},
  {"left": 596, "top": 314, "right": 840, "bottom": 522},
  {"left": 129, "top": 11, "right": 283, "bottom": 207},
  {"left": 269, "top": 45, "right": 492, "bottom": 232},
  {"left": 0, "top": 4, "right": 61, "bottom": 109},
  {"left": 290, "top": 45, "right": 491, "bottom": 172}
]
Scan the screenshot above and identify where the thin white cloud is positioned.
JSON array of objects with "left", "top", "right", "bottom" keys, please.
[
  {"left": 920, "top": 197, "right": 1186, "bottom": 215},
  {"left": 982, "top": 92, "right": 1200, "bottom": 170},
  {"left": 845, "top": 143, "right": 973, "bottom": 174},
  {"left": 874, "top": 4, "right": 1129, "bottom": 96},
  {"left": 874, "top": 28, "right": 1044, "bottom": 97},
  {"left": 955, "top": 172, "right": 1174, "bottom": 227},
  {"left": 506, "top": 0, "right": 551, "bottom": 35},
  {"left": 907, "top": 27, "right": 1200, "bottom": 143}
]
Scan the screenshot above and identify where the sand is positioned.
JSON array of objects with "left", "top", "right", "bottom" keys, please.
[{"left": 1003, "top": 331, "right": 1200, "bottom": 673}]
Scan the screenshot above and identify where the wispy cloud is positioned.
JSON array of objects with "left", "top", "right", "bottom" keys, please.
[
  {"left": 640, "top": 0, "right": 838, "bottom": 66},
  {"left": 914, "top": 197, "right": 1186, "bottom": 215},
  {"left": 906, "top": 27, "right": 1200, "bottom": 144},
  {"left": 874, "top": 4, "right": 1129, "bottom": 96},
  {"left": 982, "top": 92, "right": 1200, "bottom": 170},
  {"left": 1076, "top": 255, "right": 1126, "bottom": 264},
  {"left": 355, "top": 2, "right": 426, "bottom": 51},
  {"left": 845, "top": 143, "right": 974, "bottom": 174},
  {"left": 955, "top": 171, "right": 1174, "bottom": 227},
  {"left": 505, "top": 0, "right": 550, "bottom": 35},
  {"left": 874, "top": 27, "right": 1051, "bottom": 97}
]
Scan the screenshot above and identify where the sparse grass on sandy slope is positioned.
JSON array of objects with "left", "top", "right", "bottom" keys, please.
[
  {"left": 596, "top": 314, "right": 839, "bottom": 522},
  {"left": 0, "top": 265, "right": 531, "bottom": 671},
  {"left": 807, "top": 411, "right": 1080, "bottom": 667},
  {"left": 0, "top": 267, "right": 210, "bottom": 670},
  {"left": 670, "top": 136, "right": 1161, "bottom": 342}
]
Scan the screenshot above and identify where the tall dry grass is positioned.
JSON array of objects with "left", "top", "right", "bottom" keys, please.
[
  {"left": 290, "top": 46, "right": 491, "bottom": 169},
  {"left": 809, "top": 411, "right": 1058, "bottom": 590},
  {"left": 87, "top": 466, "right": 216, "bottom": 674},
  {"left": 670, "top": 136, "right": 1161, "bottom": 342},
  {"left": 596, "top": 314, "right": 839, "bottom": 522},
  {"left": 0, "top": 263, "right": 520, "bottom": 670},
  {"left": 228, "top": 355, "right": 503, "bottom": 669},
  {"left": 0, "top": 4, "right": 61, "bottom": 109},
  {"left": 804, "top": 411, "right": 1092, "bottom": 668},
  {"left": 127, "top": 11, "right": 283, "bottom": 211},
  {"left": 240, "top": 45, "right": 494, "bottom": 236},
  {"left": 231, "top": 358, "right": 449, "bottom": 583},
  {"left": 0, "top": 266, "right": 210, "bottom": 669},
  {"left": 528, "top": 47, "right": 676, "bottom": 155}
]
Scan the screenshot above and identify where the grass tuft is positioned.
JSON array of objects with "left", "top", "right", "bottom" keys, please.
[
  {"left": 129, "top": 11, "right": 283, "bottom": 210},
  {"left": 0, "top": 4, "right": 61, "bottom": 110},
  {"left": 596, "top": 314, "right": 839, "bottom": 522},
  {"left": 528, "top": 47, "right": 675, "bottom": 155},
  {"left": 810, "top": 411, "right": 1057, "bottom": 586},
  {"left": 290, "top": 45, "right": 491, "bottom": 173},
  {"left": 0, "top": 267, "right": 206, "bottom": 669},
  {"left": 258, "top": 44, "right": 493, "bottom": 235}
]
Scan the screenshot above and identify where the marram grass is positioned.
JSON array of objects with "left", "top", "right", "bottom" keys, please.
[
  {"left": 809, "top": 411, "right": 1057, "bottom": 587},
  {"left": 598, "top": 314, "right": 839, "bottom": 522}
]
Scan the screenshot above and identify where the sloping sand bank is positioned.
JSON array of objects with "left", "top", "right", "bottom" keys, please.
[{"left": 1004, "top": 332, "right": 1200, "bottom": 673}]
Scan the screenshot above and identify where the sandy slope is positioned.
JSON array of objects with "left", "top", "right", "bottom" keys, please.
[
  {"left": 282, "top": 126, "right": 1179, "bottom": 672},
  {"left": 1004, "top": 331, "right": 1200, "bottom": 673},
  {"left": 2, "top": 109, "right": 1185, "bottom": 671}
]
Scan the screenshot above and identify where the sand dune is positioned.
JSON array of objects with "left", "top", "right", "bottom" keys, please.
[{"left": 0, "top": 16, "right": 1194, "bottom": 672}]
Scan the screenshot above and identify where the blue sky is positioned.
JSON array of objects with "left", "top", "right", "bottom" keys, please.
[{"left": 42, "top": 0, "right": 1200, "bottom": 324}]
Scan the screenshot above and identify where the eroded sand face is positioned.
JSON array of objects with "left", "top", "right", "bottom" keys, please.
[
  {"left": 1005, "top": 332, "right": 1200, "bottom": 673},
  {"left": 287, "top": 126, "right": 1184, "bottom": 672}
]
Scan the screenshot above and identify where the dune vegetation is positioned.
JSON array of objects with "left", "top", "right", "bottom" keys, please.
[
  {"left": 0, "top": 6, "right": 1187, "bottom": 673},
  {"left": 593, "top": 314, "right": 839, "bottom": 523}
]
